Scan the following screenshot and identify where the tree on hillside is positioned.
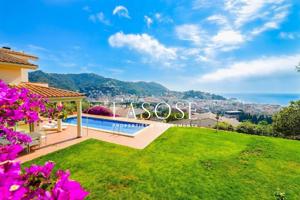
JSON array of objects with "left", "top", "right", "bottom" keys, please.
[
  {"left": 273, "top": 101, "right": 300, "bottom": 139},
  {"left": 215, "top": 113, "right": 220, "bottom": 132}
]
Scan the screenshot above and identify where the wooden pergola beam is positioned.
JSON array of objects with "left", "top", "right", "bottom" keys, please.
[
  {"left": 48, "top": 98, "right": 84, "bottom": 137},
  {"left": 76, "top": 100, "right": 82, "bottom": 138}
]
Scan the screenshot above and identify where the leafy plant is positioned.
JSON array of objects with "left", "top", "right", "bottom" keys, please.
[
  {"left": 273, "top": 101, "right": 300, "bottom": 139},
  {"left": 236, "top": 121, "right": 273, "bottom": 136},
  {"left": 214, "top": 122, "right": 234, "bottom": 131},
  {"left": 274, "top": 189, "right": 286, "bottom": 200},
  {"left": 46, "top": 103, "right": 67, "bottom": 120},
  {"left": 84, "top": 105, "right": 115, "bottom": 117},
  {"left": 0, "top": 80, "right": 88, "bottom": 199}
]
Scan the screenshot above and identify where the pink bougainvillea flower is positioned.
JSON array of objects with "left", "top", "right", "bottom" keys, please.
[
  {"left": 24, "top": 161, "right": 55, "bottom": 179},
  {"left": 0, "top": 145, "right": 23, "bottom": 162},
  {"left": 0, "top": 80, "right": 88, "bottom": 199},
  {"left": 0, "top": 126, "right": 32, "bottom": 145},
  {"left": 52, "top": 170, "right": 89, "bottom": 200},
  {"left": 85, "top": 105, "right": 114, "bottom": 117},
  {"left": 0, "top": 160, "right": 26, "bottom": 200}
]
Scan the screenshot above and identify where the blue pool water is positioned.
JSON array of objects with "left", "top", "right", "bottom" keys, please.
[{"left": 64, "top": 116, "right": 148, "bottom": 135}]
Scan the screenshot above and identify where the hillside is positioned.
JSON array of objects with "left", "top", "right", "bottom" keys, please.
[
  {"left": 29, "top": 70, "right": 168, "bottom": 97},
  {"left": 182, "top": 90, "right": 226, "bottom": 100},
  {"left": 29, "top": 70, "right": 226, "bottom": 100}
]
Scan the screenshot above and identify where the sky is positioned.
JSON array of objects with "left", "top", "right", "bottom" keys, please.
[{"left": 1, "top": 0, "right": 300, "bottom": 93}]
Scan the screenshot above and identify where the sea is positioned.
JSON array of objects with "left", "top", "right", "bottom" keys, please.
[{"left": 222, "top": 93, "right": 300, "bottom": 106}]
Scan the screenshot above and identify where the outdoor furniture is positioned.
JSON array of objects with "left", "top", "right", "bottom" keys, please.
[
  {"left": 39, "top": 131, "right": 47, "bottom": 145},
  {"left": 42, "top": 121, "right": 67, "bottom": 131},
  {"left": 1, "top": 137, "right": 32, "bottom": 153},
  {"left": 1, "top": 132, "right": 44, "bottom": 153},
  {"left": 26, "top": 132, "right": 42, "bottom": 153}
]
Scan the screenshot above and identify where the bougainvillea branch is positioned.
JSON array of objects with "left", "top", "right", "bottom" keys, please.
[
  {"left": 84, "top": 105, "right": 117, "bottom": 117},
  {"left": 0, "top": 80, "right": 88, "bottom": 199}
]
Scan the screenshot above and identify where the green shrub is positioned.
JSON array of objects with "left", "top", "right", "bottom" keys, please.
[
  {"left": 214, "top": 122, "right": 234, "bottom": 131},
  {"left": 63, "top": 102, "right": 77, "bottom": 114},
  {"left": 236, "top": 121, "right": 257, "bottom": 134},
  {"left": 61, "top": 100, "right": 91, "bottom": 115},
  {"left": 273, "top": 100, "right": 300, "bottom": 139},
  {"left": 236, "top": 121, "right": 274, "bottom": 136},
  {"left": 274, "top": 189, "right": 286, "bottom": 200},
  {"left": 81, "top": 100, "right": 91, "bottom": 112}
]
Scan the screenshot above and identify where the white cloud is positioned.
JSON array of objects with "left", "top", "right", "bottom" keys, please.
[
  {"left": 280, "top": 32, "right": 300, "bottom": 40},
  {"left": 154, "top": 13, "right": 173, "bottom": 23},
  {"left": 212, "top": 30, "right": 244, "bottom": 45},
  {"left": 199, "top": 53, "right": 300, "bottom": 82},
  {"left": 175, "top": 24, "right": 202, "bottom": 45},
  {"left": 221, "top": 0, "right": 290, "bottom": 35},
  {"left": 144, "top": 16, "right": 153, "bottom": 28},
  {"left": 251, "top": 22, "right": 278, "bottom": 36},
  {"left": 224, "top": 0, "right": 286, "bottom": 27},
  {"left": 89, "top": 12, "right": 110, "bottom": 25},
  {"left": 113, "top": 6, "right": 130, "bottom": 19},
  {"left": 174, "top": 24, "right": 245, "bottom": 62},
  {"left": 251, "top": 4, "right": 289, "bottom": 36},
  {"left": 188, "top": 0, "right": 290, "bottom": 61},
  {"left": 206, "top": 15, "right": 229, "bottom": 28},
  {"left": 192, "top": 0, "right": 215, "bottom": 9},
  {"left": 108, "top": 32, "right": 177, "bottom": 67},
  {"left": 180, "top": 48, "right": 213, "bottom": 63}
]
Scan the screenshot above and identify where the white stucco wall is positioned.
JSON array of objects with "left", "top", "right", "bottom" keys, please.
[
  {"left": 0, "top": 65, "right": 23, "bottom": 84},
  {"left": 21, "top": 68, "right": 29, "bottom": 82},
  {"left": 0, "top": 64, "right": 31, "bottom": 84}
]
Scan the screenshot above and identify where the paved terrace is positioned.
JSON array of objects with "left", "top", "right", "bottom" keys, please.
[{"left": 18, "top": 115, "right": 171, "bottom": 163}]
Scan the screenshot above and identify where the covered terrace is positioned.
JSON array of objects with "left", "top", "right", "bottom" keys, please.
[{"left": 17, "top": 82, "right": 85, "bottom": 138}]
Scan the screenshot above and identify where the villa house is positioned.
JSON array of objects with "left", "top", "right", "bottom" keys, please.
[{"left": 0, "top": 47, "right": 85, "bottom": 137}]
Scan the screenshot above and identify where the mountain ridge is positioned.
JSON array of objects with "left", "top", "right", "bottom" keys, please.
[{"left": 29, "top": 70, "right": 226, "bottom": 100}]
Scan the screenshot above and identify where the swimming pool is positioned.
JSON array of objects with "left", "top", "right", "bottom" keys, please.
[{"left": 63, "top": 116, "right": 149, "bottom": 136}]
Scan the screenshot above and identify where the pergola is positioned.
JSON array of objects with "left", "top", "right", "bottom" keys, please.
[{"left": 17, "top": 82, "right": 85, "bottom": 137}]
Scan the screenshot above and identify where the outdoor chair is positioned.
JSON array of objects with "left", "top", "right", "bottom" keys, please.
[{"left": 26, "top": 132, "right": 42, "bottom": 153}]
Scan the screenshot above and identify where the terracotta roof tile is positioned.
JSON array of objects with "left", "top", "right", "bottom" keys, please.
[
  {"left": 0, "top": 48, "right": 38, "bottom": 59},
  {"left": 17, "top": 83, "right": 85, "bottom": 99},
  {"left": 0, "top": 51, "right": 37, "bottom": 68}
]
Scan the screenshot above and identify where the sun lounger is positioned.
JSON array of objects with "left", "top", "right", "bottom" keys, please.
[{"left": 42, "top": 122, "right": 67, "bottom": 131}]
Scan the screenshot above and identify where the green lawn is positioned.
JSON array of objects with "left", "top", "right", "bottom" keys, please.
[{"left": 24, "top": 127, "right": 300, "bottom": 200}]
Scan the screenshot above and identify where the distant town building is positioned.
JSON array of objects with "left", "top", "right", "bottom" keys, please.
[
  {"left": 172, "top": 112, "right": 240, "bottom": 128},
  {"left": 114, "top": 106, "right": 146, "bottom": 118},
  {"left": 224, "top": 110, "right": 242, "bottom": 119}
]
